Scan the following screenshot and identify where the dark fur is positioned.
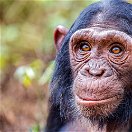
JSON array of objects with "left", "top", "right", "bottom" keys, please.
[{"left": 46, "top": 0, "right": 132, "bottom": 131}]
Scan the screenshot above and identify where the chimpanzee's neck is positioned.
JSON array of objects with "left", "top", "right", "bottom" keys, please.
[
  {"left": 106, "top": 121, "right": 131, "bottom": 132},
  {"left": 59, "top": 120, "right": 131, "bottom": 132}
]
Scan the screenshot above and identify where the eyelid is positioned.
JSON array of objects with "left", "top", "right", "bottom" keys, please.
[{"left": 79, "top": 40, "right": 90, "bottom": 46}]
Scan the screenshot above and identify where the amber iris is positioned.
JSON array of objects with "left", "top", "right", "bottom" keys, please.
[
  {"left": 110, "top": 46, "right": 122, "bottom": 54},
  {"left": 79, "top": 41, "right": 91, "bottom": 51}
]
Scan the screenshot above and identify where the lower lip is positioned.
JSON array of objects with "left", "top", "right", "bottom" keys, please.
[{"left": 75, "top": 95, "right": 117, "bottom": 107}]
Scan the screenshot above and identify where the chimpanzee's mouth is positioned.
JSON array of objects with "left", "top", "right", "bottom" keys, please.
[{"left": 75, "top": 95, "right": 119, "bottom": 107}]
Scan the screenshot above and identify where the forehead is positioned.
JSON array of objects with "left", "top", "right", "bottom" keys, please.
[
  {"left": 70, "top": 27, "right": 132, "bottom": 43},
  {"left": 69, "top": 27, "right": 132, "bottom": 49}
]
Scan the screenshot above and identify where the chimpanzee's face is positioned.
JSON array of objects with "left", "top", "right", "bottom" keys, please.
[{"left": 69, "top": 27, "right": 132, "bottom": 118}]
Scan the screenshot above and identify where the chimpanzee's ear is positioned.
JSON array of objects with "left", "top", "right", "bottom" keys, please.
[{"left": 54, "top": 25, "right": 68, "bottom": 51}]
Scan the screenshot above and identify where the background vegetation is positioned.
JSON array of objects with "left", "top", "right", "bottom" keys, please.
[{"left": 0, "top": 0, "right": 131, "bottom": 131}]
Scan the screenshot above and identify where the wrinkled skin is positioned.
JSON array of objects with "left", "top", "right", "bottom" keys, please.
[{"left": 69, "top": 27, "right": 132, "bottom": 118}]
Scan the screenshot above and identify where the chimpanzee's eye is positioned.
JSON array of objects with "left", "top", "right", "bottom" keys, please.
[
  {"left": 79, "top": 41, "right": 91, "bottom": 52},
  {"left": 110, "top": 45, "right": 123, "bottom": 54}
]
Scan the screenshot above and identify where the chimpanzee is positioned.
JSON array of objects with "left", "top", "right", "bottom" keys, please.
[{"left": 46, "top": 0, "right": 132, "bottom": 131}]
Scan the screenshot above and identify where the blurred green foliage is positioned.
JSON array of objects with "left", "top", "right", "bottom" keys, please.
[{"left": 0, "top": 0, "right": 99, "bottom": 88}]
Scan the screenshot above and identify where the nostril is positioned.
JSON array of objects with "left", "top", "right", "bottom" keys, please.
[{"left": 88, "top": 68, "right": 105, "bottom": 77}]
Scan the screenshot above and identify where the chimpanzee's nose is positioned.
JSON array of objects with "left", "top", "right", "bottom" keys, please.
[
  {"left": 82, "top": 59, "right": 109, "bottom": 77},
  {"left": 88, "top": 68, "right": 105, "bottom": 77}
]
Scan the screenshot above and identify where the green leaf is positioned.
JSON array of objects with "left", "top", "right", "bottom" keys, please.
[{"left": 31, "top": 124, "right": 40, "bottom": 132}]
